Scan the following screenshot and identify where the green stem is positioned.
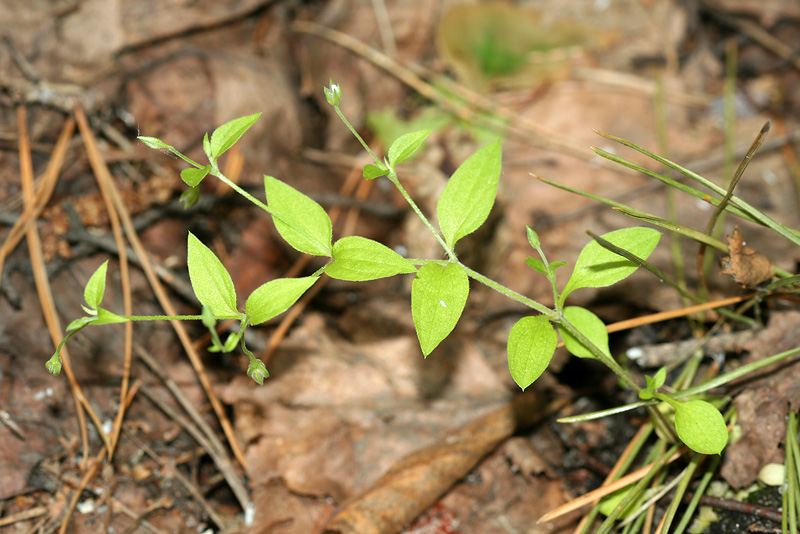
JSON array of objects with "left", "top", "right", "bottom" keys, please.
[
  {"left": 211, "top": 169, "right": 270, "bottom": 213},
  {"left": 556, "top": 315, "right": 641, "bottom": 393},
  {"left": 458, "top": 264, "right": 552, "bottom": 316},
  {"left": 388, "top": 170, "right": 455, "bottom": 259},
  {"left": 333, "top": 105, "right": 381, "bottom": 164},
  {"left": 122, "top": 314, "right": 242, "bottom": 322}
]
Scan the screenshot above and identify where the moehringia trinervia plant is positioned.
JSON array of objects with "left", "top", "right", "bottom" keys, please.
[{"left": 46, "top": 81, "right": 729, "bottom": 455}]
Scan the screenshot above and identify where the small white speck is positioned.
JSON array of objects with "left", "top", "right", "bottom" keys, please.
[
  {"left": 627, "top": 347, "right": 644, "bottom": 360},
  {"left": 439, "top": 300, "right": 447, "bottom": 307}
]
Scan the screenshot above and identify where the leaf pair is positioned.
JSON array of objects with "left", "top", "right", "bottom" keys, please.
[
  {"left": 187, "top": 233, "right": 317, "bottom": 326},
  {"left": 507, "top": 227, "right": 661, "bottom": 391}
]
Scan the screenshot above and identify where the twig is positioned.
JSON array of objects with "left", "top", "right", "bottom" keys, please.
[
  {"left": 124, "top": 427, "right": 229, "bottom": 528},
  {"left": 16, "top": 107, "right": 96, "bottom": 468},
  {"left": 74, "top": 104, "right": 134, "bottom": 461},
  {"left": 539, "top": 449, "right": 685, "bottom": 523},
  {"left": 135, "top": 344, "right": 250, "bottom": 513}
]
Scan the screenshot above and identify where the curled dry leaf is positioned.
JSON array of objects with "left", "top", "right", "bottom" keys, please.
[{"left": 720, "top": 226, "right": 774, "bottom": 287}]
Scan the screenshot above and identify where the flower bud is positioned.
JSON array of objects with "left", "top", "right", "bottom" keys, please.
[
  {"left": 324, "top": 82, "right": 342, "bottom": 106},
  {"left": 247, "top": 359, "right": 269, "bottom": 385},
  {"left": 46, "top": 355, "right": 62, "bottom": 376}
]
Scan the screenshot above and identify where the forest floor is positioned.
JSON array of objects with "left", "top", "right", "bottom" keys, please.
[{"left": 2, "top": 1, "right": 800, "bottom": 533}]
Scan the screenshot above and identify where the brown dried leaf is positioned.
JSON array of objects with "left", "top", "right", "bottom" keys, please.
[
  {"left": 720, "top": 226, "right": 775, "bottom": 287},
  {"left": 324, "top": 391, "right": 546, "bottom": 534}
]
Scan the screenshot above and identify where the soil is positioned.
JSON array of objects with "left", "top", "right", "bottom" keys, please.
[{"left": 2, "top": 1, "right": 800, "bottom": 533}]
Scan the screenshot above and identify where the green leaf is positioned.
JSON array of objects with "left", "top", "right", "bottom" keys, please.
[
  {"left": 561, "top": 227, "right": 661, "bottom": 303},
  {"left": 138, "top": 136, "right": 170, "bottom": 150},
  {"left": 674, "top": 400, "right": 728, "bottom": 454},
  {"left": 180, "top": 165, "right": 211, "bottom": 187},
  {"left": 550, "top": 261, "right": 568, "bottom": 271},
  {"left": 526, "top": 226, "right": 540, "bottom": 249},
  {"left": 639, "top": 389, "right": 654, "bottom": 401},
  {"left": 558, "top": 306, "right": 609, "bottom": 359},
  {"left": 363, "top": 163, "right": 389, "bottom": 180},
  {"left": 411, "top": 262, "right": 469, "bottom": 356},
  {"left": 67, "top": 316, "right": 97, "bottom": 332},
  {"left": 209, "top": 113, "right": 261, "bottom": 162},
  {"left": 264, "top": 175, "right": 333, "bottom": 256},
  {"left": 325, "top": 236, "right": 417, "bottom": 281},
  {"left": 245, "top": 276, "right": 318, "bottom": 325},
  {"left": 507, "top": 316, "right": 556, "bottom": 390},
  {"left": 653, "top": 366, "right": 667, "bottom": 389},
  {"left": 203, "top": 132, "right": 212, "bottom": 163},
  {"left": 84, "top": 260, "right": 109, "bottom": 309},
  {"left": 525, "top": 257, "right": 548, "bottom": 275},
  {"left": 95, "top": 308, "right": 129, "bottom": 325},
  {"left": 187, "top": 233, "right": 239, "bottom": 317},
  {"left": 437, "top": 141, "right": 502, "bottom": 249},
  {"left": 387, "top": 129, "right": 431, "bottom": 167}
]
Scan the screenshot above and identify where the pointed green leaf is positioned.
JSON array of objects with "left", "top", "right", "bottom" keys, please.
[
  {"left": 437, "top": 141, "right": 502, "bottom": 249},
  {"left": 67, "top": 316, "right": 97, "bottom": 332},
  {"left": 245, "top": 275, "right": 318, "bottom": 325},
  {"left": 84, "top": 260, "right": 109, "bottom": 309},
  {"left": 95, "top": 308, "right": 129, "bottom": 325},
  {"left": 388, "top": 129, "right": 431, "bottom": 167},
  {"left": 209, "top": 113, "right": 261, "bottom": 162},
  {"left": 180, "top": 165, "right": 211, "bottom": 187},
  {"left": 411, "top": 262, "right": 469, "bottom": 356},
  {"left": 203, "top": 132, "right": 212, "bottom": 163},
  {"left": 674, "top": 400, "right": 728, "bottom": 454},
  {"left": 264, "top": 175, "right": 333, "bottom": 256},
  {"left": 558, "top": 306, "right": 609, "bottom": 359},
  {"left": 525, "top": 257, "right": 548, "bottom": 275},
  {"left": 561, "top": 227, "right": 661, "bottom": 303},
  {"left": 507, "top": 316, "right": 556, "bottom": 390},
  {"left": 363, "top": 163, "right": 389, "bottom": 180},
  {"left": 187, "top": 233, "right": 239, "bottom": 317},
  {"left": 138, "top": 136, "right": 170, "bottom": 150},
  {"left": 550, "top": 261, "right": 568, "bottom": 271},
  {"left": 325, "top": 236, "right": 417, "bottom": 281},
  {"left": 653, "top": 366, "right": 667, "bottom": 389}
]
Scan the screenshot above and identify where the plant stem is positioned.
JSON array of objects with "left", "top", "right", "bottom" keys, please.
[
  {"left": 556, "top": 316, "right": 641, "bottom": 393},
  {"left": 211, "top": 170, "right": 270, "bottom": 213},
  {"left": 459, "top": 264, "right": 552, "bottom": 316},
  {"left": 333, "top": 105, "right": 382, "bottom": 164},
  {"left": 388, "top": 170, "right": 455, "bottom": 259}
]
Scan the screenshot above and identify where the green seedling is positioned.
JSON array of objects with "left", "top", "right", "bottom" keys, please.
[{"left": 48, "top": 82, "right": 732, "bottom": 457}]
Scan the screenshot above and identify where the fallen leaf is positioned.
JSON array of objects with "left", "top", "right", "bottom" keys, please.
[{"left": 720, "top": 226, "right": 775, "bottom": 287}]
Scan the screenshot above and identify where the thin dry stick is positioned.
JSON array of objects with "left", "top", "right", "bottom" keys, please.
[
  {"left": 72, "top": 105, "right": 248, "bottom": 472},
  {"left": 604, "top": 293, "right": 755, "bottom": 334},
  {"left": 539, "top": 448, "right": 685, "bottom": 523},
  {"left": 73, "top": 107, "right": 134, "bottom": 460},
  {"left": 0, "top": 507, "right": 48, "bottom": 529},
  {"left": 58, "top": 364, "right": 141, "bottom": 534},
  {"left": 16, "top": 107, "right": 97, "bottom": 467},
  {"left": 134, "top": 344, "right": 250, "bottom": 512},
  {"left": 0, "top": 117, "right": 74, "bottom": 275},
  {"left": 124, "top": 425, "right": 228, "bottom": 528}
]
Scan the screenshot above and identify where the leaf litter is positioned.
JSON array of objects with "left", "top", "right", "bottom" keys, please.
[{"left": 3, "top": 0, "right": 800, "bottom": 532}]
